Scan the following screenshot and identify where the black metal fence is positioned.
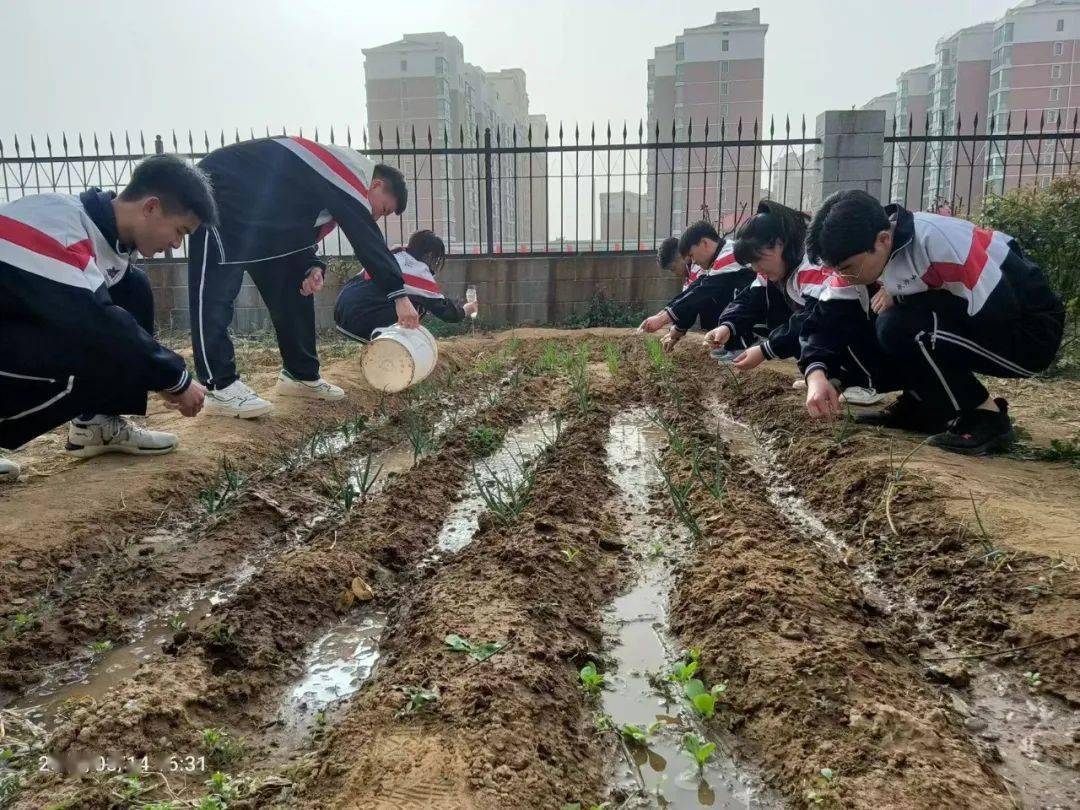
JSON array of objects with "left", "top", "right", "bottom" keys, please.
[
  {"left": 886, "top": 109, "right": 1080, "bottom": 219},
  {"left": 0, "top": 120, "right": 819, "bottom": 258},
  {"left": 5, "top": 112, "right": 1077, "bottom": 258}
]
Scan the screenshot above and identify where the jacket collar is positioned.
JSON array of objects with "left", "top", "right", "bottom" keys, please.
[
  {"left": 885, "top": 203, "right": 915, "bottom": 259},
  {"left": 707, "top": 237, "right": 726, "bottom": 268},
  {"left": 79, "top": 188, "right": 134, "bottom": 256}
]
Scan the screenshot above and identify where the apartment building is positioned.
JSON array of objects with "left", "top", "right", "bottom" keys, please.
[{"left": 890, "top": 63, "right": 934, "bottom": 208}]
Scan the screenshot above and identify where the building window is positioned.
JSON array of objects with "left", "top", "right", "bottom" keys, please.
[
  {"left": 1052, "top": 64, "right": 1063, "bottom": 79},
  {"left": 675, "top": 42, "right": 684, "bottom": 60},
  {"left": 1054, "top": 41, "right": 1065, "bottom": 56},
  {"left": 720, "top": 60, "right": 730, "bottom": 78},
  {"left": 675, "top": 63, "right": 685, "bottom": 79},
  {"left": 1057, "top": 18, "right": 1065, "bottom": 32},
  {"left": 719, "top": 82, "right": 730, "bottom": 97},
  {"left": 400, "top": 59, "right": 408, "bottom": 71},
  {"left": 719, "top": 103, "right": 730, "bottom": 120},
  {"left": 436, "top": 57, "right": 447, "bottom": 75},
  {"left": 1047, "top": 109, "right": 1059, "bottom": 125},
  {"left": 1051, "top": 87, "right": 1061, "bottom": 102},
  {"left": 722, "top": 39, "right": 729, "bottom": 52}
]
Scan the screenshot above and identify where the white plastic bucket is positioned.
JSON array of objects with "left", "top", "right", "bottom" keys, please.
[{"left": 361, "top": 324, "right": 439, "bottom": 393}]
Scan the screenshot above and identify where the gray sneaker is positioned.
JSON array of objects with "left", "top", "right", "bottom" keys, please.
[
  {"left": 0, "top": 457, "right": 20, "bottom": 481},
  {"left": 66, "top": 416, "right": 178, "bottom": 458}
]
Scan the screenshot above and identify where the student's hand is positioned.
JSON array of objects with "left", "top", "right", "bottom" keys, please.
[
  {"left": 161, "top": 380, "right": 206, "bottom": 417},
  {"left": 464, "top": 301, "right": 479, "bottom": 317},
  {"left": 661, "top": 329, "right": 682, "bottom": 353},
  {"left": 703, "top": 324, "right": 731, "bottom": 347},
  {"left": 395, "top": 296, "right": 421, "bottom": 329},
  {"left": 638, "top": 313, "right": 671, "bottom": 334},
  {"left": 805, "top": 370, "right": 842, "bottom": 419},
  {"left": 300, "top": 267, "right": 324, "bottom": 297},
  {"left": 733, "top": 345, "right": 765, "bottom": 372},
  {"left": 871, "top": 288, "right": 894, "bottom": 314}
]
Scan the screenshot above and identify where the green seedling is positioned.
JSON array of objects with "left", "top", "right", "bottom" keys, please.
[
  {"left": 205, "top": 771, "right": 240, "bottom": 802},
  {"left": 196, "top": 797, "right": 227, "bottom": 810},
  {"left": 398, "top": 686, "right": 439, "bottom": 717},
  {"left": 690, "top": 429, "right": 729, "bottom": 501},
  {"left": 405, "top": 412, "right": 434, "bottom": 461},
  {"left": 201, "top": 728, "right": 243, "bottom": 770},
  {"left": 143, "top": 802, "right": 178, "bottom": 810},
  {"left": 198, "top": 456, "right": 245, "bottom": 514},
  {"left": 579, "top": 662, "right": 605, "bottom": 695},
  {"left": 350, "top": 454, "right": 383, "bottom": 504},
  {"left": 0, "top": 774, "right": 19, "bottom": 804},
  {"left": 314, "top": 710, "right": 327, "bottom": 728},
  {"left": 539, "top": 412, "right": 564, "bottom": 447},
  {"left": 11, "top": 613, "right": 33, "bottom": 633},
  {"left": 603, "top": 342, "right": 621, "bottom": 377},
  {"left": 805, "top": 767, "right": 836, "bottom": 805},
  {"left": 561, "top": 803, "right": 610, "bottom": 810},
  {"left": 444, "top": 633, "right": 505, "bottom": 662},
  {"left": 87, "top": 640, "right": 112, "bottom": 657},
  {"left": 833, "top": 407, "right": 856, "bottom": 447},
  {"left": 619, "top": 724, "right": 648, "bottom": 745},
  {"left": 668, "top": 651, "right": 700, "bottom": 685},
  {"left": 643, "top": 335, "right": 673, "bottom": 378},
  {"left": 593, "top": 713, "right": 614, "bottom": 733},
  {"left": 649, "top": 540, "right": 665, "bottom": 557},
  {"left": 647, "top": 410, "right": 688, "bottom": 456},
  {"left": 115, "top": 774, "right": 143, "bottom": 801},
  {"left": 473, "top": 454, "right": 535, "bottom": 525},
  {"left": 561, "top": 548, "right": 580, "bottom": 564},
  {"left": 655, "top": 457, "right": 701, "bottom": 540},
  {"left": 681, "top": 732, "right": 716, "bottom": 773},
  {"left": 467, "top": 426, "right": 504, "bottom": 457},
  {"left": 1024, "top": 671, "right": 1042, "bottom": 688},
  {"left": 167, "top": 614, "right": 187, "bottom": 633},
  {"left": 683, "top": 678, "right": 727, "bottom": 719}
]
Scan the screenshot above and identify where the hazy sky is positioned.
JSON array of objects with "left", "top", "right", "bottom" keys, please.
[{"left": 2, "top": 0, "right": 1017, "bottom": 145}]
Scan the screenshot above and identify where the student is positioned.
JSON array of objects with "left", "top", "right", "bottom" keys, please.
[
  {"left": 651, "top": 236, "right": 724, "bottom": 354},
  {"left": 189, "top": 136, "right": 420, "bottom": 418},
  {"left": 0, "top": 155, "right": 215, "bottom": 478},
  {"left": 334, "top": 230, "right": 476, "bottom": 342},
  {"left": 638, "top": 221, "right": 758, "bottom": 359},
  {"left": 704, "top": 200, "right": 887, "bottom": 406},
  {"left": 805, "top": 189, "right": 1065, "bottom": 454}
]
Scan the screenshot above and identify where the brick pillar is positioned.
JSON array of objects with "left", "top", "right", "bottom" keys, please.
[{"left": 815, "top": 110, "right": 885, "bottom": 206}]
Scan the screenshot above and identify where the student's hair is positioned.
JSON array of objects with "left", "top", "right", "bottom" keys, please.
[
  {"left": 405, "top": 229, "right": 446, "bottom": 273},
  {"left": 677, "top": 220, "right": 720, "bottom": 256},
  {"left": 656, "top": 236, "right": 682, "bottom": 269},
  {"left": 806, "top": 189, "right": 891, "bottom": 266},
  {"left": 733, "top": 200, "right": 810, "bottom": 275},
  {"left": 119, "top": 154, "right": 218, "bottom": 226},
  {"left": 373, "top": 163, "right": 408, "bottom": 215}
]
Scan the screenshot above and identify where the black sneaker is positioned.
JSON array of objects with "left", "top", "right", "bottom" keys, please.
[
  {"left": 928, "top": 398, "right": 1015, "bottom": 456},
  {"left": 854, "top": 392, "right": 952, "bottom": 434}
]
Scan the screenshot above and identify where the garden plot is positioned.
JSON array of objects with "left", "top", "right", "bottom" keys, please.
[{"left": 0, "top": 330, "right": 1076, "bottom": 810}]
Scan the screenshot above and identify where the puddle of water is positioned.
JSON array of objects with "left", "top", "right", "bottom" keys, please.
[
  {"left": 708, "top": 401, "right": 1080, "bottom": 809},
  {"left": 14, "top": 437, "right": 421, "bottom": 727},
  {"left": 601, "top": 411, "right": 773, "bottom": 809},
  {"left": 435, "top": 413, "right": 557, "bottom": 553}
]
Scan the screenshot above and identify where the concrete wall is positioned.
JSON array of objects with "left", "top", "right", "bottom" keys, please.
[
  {"left": 816, "top": 109, "right": 886, "bottom": 203},
  {"left": 145, "top": 253, "right": 680, "bottom": 335}
]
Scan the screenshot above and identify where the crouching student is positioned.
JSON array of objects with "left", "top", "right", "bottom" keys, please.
[
  {"left": 804, "top": 189, "right": 1065, "bottom": 455},
  {"left": 334, "top": 230, "right": 476, "bottom": 342},
  {"left": 0, "top": 155, "right": 215, "bottom": 478},
  {"left": 703, "top": 200, "right": 886, "bottom": 405},
  {"left": 638, "top": 221, "right": 763, "bottom": 359}
]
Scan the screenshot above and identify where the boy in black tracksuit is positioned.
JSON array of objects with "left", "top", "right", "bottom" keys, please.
[
  {"left": 334, "top": 230, "right": 473, "bottom": 341},
  {"left": 805, "top": 189, "right": 1065, "bottom": 455},
  {"left": 189, "top": 136, "right": 418, "bottom": 418},
  {"left": 638, "top": 221, "right": 773, "bottom": 357},
  {"left": 0, "top": 156, "right": 216, "bottom": 478}
]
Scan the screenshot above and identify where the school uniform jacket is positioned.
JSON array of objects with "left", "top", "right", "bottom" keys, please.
[
  {"left": 664, "top": 240, "right": 755, "bottom": 333},
  {"left": 718, "top": 256, "right": 835, "bottom": 360},
  {"left": 335, "top": 252, "right": 465, "bottom": 341},
  {"left": 0, "top": 190, "right": 189, "bottom": 446},
  {"left": 877, "top": 204, "right": 1063, "bottom": 330},
  {"left": 198, "top": 137, "right": 407, "bottom": 300}
]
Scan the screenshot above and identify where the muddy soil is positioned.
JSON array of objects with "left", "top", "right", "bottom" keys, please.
[{"left": 0, "top": 330, "right": 1076, "bottom": 810}]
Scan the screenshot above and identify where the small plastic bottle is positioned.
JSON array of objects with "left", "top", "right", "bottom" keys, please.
[{"left": 466, "top": 285, "right": 478, "bottom": 319}]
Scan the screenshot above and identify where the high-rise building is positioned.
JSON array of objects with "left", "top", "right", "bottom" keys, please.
[
  {"left": 598, "top": 191, "right": 646, "bottom": 248},
  {"left": 647, "top": 9, "right": 767, "bottom": 241},
  {"left": 923, "top": 23, "right": 994, "bottom": 210},
  {"left": 363, "top": 32, "right": 547, "bottom": 251},
  {"left": 769, "top": 148, "right": 817, "bottom": 211},
  {"left": 987, "top": 0, "right": 1080, "bottom": 194},
  {"left": 890, "top": 63, "right": 934, "bottom": 208}
]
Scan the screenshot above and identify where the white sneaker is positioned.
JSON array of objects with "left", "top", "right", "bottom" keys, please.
[
  {"left": 274, "top": 371, "right": 345, "bottom": 401},
  {"left": 792, "top": 378, "right": 807, "bottom": 390},
  {"left": 840, "top": 386, "right": 887, "bottom": 406},
  {"left": 66, "top": 416, "right": 178, "bottom": 458},
  {"left": 0, "top": 457, "right": 20, "bottom": 481},
  {"left": 204, "top": 380, "right": 273, "bottom": 419}
]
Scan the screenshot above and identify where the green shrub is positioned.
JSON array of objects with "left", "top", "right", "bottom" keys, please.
[{"left": 563, "top": 292, "right": 645, "bottom": 328}]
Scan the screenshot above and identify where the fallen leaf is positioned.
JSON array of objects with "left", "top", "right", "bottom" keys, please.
[{"left": 351, "top": 577, "right": 374, "bottom": 601}]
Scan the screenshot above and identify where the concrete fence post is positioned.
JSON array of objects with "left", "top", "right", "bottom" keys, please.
[{"left": 814, "top": 110, "right": 886, "bottom": 207}]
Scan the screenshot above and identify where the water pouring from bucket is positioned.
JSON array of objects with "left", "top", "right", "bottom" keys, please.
[{"left": 361, "top": 324, "right": 439, "bottom": 393}]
